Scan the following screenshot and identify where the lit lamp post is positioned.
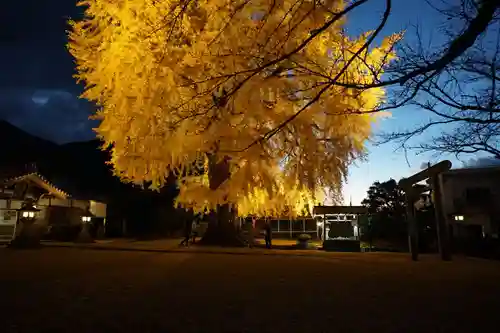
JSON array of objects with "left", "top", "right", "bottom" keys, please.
[
  {"left": 21, "top": 209, "right": 37, "bottom": 219},
  {"left": 367, "top": 214, "right": 373, "bottom": 251},
  {"left": 316, "top": 216, "right": 324, "bottom": 241},
  {"left": 76, "top": 213, "right": 94, "bottom": 243},
  {"left": 9, "top": 204, "right": 41, "bottom": 248}
]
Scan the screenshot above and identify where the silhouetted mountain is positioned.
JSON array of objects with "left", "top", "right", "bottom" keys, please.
[
  {"left": 0, "top": 120, "right": 57, "bottom": 166},
  {"left": 37, "top": 139, "right": 121, "bottom": 201},
  {"left": 42, "top": 139, "right": 181, "bottom": 236},
  {"left": 0, "top": 120, "right": 118, "bottom": 199}
]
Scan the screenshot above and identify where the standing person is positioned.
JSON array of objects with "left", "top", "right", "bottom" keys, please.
[
  {"left": 318, "top": 222, "right": 323, "bottom": 241},
  {"left": 246, "top": 216, "right": 256, "bottom": 248},
  {"left": 191, "top": 213, "right": 200, "bottom": 244},
  {"left": 264, "top": 220, "right": 272, "bottom": 249},
  {"left": 179, "top": 217, "right": 193, "bottom": 247}
]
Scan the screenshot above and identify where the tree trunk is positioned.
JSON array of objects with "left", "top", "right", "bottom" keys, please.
[
  {"left": 9, "top": 220, "right": 42, "bottom": 249},
  {"left": 197, "top": 203, "right": 246, "bottom": 247},
  {"left": 197, "top": 154, "right": 246, "bottom": 247}
]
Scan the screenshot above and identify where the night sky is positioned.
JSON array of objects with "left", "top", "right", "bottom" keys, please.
[
  {"left": 1, "top": 0, "right": 497, "bottom": 203},
  {"left": 0, "top": 0, "right": 97, "bottom": 144}
]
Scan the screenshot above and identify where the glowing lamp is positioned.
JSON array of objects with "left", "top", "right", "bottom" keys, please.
[
  {"left": 22, "top": 211, "right": 35, "bottom": 218},
  {"left": 18, "top": 203, "right": 40, "bottom": 220}
]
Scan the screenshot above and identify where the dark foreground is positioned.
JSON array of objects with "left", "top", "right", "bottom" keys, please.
[{"left": 1, "top": 248, "right": 499, "bottom": 333}]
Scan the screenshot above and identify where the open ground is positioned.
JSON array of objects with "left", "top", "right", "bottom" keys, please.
[{"left": 0, "top": 245, "right": 499, "bottom": 333}]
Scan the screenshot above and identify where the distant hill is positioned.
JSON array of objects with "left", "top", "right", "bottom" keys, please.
[
  {"left": 37, "top": 139, "right": 122, "bottom": 201},
  {"left": 0, "top": 120, "right": 57, "bottom": 167},
  {"left": 0, "top": 120, "right": 118, "bottom": 199},
  {"left": 0, "top": 120, "right": 177, "bottom": 200}
]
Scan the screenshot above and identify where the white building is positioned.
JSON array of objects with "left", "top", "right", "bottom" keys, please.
[
  {"left": 0, "top": 172, "right": 107, "bottom": 243},
  {"left": 439, "top": 166, "right": 500, "bottom": 240}
]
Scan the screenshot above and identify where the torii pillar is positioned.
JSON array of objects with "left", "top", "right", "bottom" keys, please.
[{"left": 399, "top": 160, "right": 452, "bottom": 261}]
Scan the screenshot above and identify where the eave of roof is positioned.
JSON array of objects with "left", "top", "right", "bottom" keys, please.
[
  {"left": 444, "top": 166, "right": 500, "bottom": 176},
  {"left": 313, "top": 205, "right": 367, "bottom": 215},
  {"left": 2, "top": 172, "right": 69, "bottom": 200}
]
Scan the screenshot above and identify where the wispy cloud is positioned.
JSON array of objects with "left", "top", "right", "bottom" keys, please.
[
  {"left": 0, "top": 88, "right": 97, "bottom": 144},
  {"left": 463, "top": 157, "right": 500, "bottom": 168}
]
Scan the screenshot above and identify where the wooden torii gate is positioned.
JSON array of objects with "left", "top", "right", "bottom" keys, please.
[{"left": 399, "top": 160, "right": 452, "bottom": 261}]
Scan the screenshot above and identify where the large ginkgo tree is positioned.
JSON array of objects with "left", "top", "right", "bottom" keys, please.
[{"left": 68, "top": 0, "right": 400, "bottom": 244}]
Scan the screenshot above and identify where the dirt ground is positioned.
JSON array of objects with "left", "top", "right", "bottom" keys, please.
[{"left": 1, "top": 247, "right": 499, "bottom": 333}]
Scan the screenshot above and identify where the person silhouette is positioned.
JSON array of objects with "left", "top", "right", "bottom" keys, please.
[
  {"left": 179, "top": 217, "right": 193, "bottom": 247},
  {"left": 264, "top": 220, "right": 272, "bottom": 249}
]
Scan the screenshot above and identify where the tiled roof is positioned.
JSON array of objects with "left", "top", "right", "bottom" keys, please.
[
  {"left": 446, "top": 165, "right": 500, "bottom": 175},
  {"left": 313, "top": 205, "right": 367, "bottom": 215},
  {"left": 2, "top": 172, "right": 69, "bottom": 200}
]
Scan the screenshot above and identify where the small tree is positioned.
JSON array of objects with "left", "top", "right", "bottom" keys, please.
[{"left": 361, "top": 179, "right": 407, "bottom": 245}]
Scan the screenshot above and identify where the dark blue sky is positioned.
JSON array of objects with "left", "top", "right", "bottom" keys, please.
[
  {"left": 0, "top": 0, "right": 96, "bottom": 144},
  {"left": 0, "top": 0, "right": 437, "bottom": 146},
  {"left": 1, "top": 0, "right": 496, "bottom": 203},
  {"left": 343, "top": 0, "right": 499, "bottom": 204}
]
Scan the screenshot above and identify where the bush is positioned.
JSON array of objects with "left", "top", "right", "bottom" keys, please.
[{"left": 297, "top": 233, "right": 311, "bottom": 242}]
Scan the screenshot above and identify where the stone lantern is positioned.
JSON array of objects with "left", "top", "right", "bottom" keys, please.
[
  {"left": 9, "top": 202, "right": 42, "bottom": 248},
  {"left": 76, "top": 210, "right": 95, "bottom": 243}
]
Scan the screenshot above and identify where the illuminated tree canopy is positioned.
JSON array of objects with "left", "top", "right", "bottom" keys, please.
[{"left": 68, "top": 0, "right": 400, "bottom": 217}]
